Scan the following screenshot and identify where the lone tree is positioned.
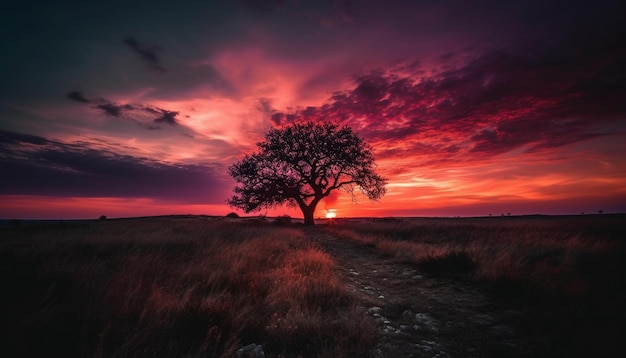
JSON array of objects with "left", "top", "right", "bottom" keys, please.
[{"left": 228, "top": 121, "right": 387, "bottom": 225}]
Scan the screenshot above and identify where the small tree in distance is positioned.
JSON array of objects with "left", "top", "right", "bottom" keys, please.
[{"left": 228, "top": 121, "right": 387, "bottom": 225}]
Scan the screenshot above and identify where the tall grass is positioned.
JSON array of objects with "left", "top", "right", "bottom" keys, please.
[
  {"left": 0, "top": 218, "right": 376, "bottom": 357},
  {"left": 330, "top": 216, "right": 625, "bottom": 294},
  {"left": 329, "top": 215, "right": 626, "bottom": 357}
]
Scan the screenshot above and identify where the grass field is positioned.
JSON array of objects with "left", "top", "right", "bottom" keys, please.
[
  {"left": 329, "top": 214, "right": 626, "bottom": 356},
  {"left": 0, "top": 217, "right": 375, "bottom": 357},
  {"left": 1, "top": 214, "right": 624, "bottom": 357}
]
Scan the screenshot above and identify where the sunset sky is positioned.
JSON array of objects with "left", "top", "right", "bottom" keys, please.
[{"left": 1, "top": 0, "right": 625, "bottom": 219}]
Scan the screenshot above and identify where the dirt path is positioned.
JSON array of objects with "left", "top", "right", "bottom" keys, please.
[{"left": 303, "top": 226, "right": 531, "bottom": 358}]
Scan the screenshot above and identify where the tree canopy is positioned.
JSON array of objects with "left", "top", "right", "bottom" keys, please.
[{"left": 228, "top": 121, "right": 387, "bottom": 225}]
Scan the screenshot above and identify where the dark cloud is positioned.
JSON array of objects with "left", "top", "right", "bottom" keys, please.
[
  {"left": 94, "top": 102, "right": 136, "bottom": 118},
  {"left": 123, "top": 36, "right": 166, "bottom": 73},
  {"left": 271, "top": 33, "right": 625, "bottom": 161},
  {"left": 0, "top": 130, "right": 229, "bottom": 203},
  {"left": 270, "top": 112, "right": 296, "bottom": 126},
  {"left": 256, "top": 98, "right": 276, "bottom": 116},
  {"left": 149, "top": 108, "right": 179, "bottom": 125},
  {"left": 67, "top": 91, "right": 181, "bottom": 127},
  {"left": 0, "top": 131, "right": 48, "bottom": 147},
  {"left": 66, "top": 91, "right": 90, "bottom": 103}
]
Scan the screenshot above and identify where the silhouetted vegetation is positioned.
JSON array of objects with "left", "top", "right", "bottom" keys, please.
[
  {"left": 228, "top": 122, "right": 386, "bottom": 225},
  {"left": 417, "top": 251, "right": 477, "bottom": 275},
  {"left": 272, "top": 215, "right": 292, "bottom": 226}
]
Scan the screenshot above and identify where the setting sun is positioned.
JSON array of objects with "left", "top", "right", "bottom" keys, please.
[{"left": 326, "top": 210, "right": 337, "bottom": 219}]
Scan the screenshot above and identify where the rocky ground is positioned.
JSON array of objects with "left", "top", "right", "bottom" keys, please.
[{"left": 304, "top": 226, "right": 542, "bottom": 358}]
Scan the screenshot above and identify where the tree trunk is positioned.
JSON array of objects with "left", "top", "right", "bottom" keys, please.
[{"left": 301, "top": 205, "right": 316, "bottom": 226}]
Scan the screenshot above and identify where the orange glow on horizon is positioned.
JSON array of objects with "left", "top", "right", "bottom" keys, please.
[
  {"left": 0, "top": 196, "right": 231, "bottom": 220},
  {"left": 2, "top": 191, "right": 624, "bottom": 220}
]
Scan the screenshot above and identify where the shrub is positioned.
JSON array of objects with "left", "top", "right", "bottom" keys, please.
[
  {"left": 418, "top": 251, "right": 477, "bottom": 275},
  {"left": 225, "top": 212, "right": 239, "bottom": 218},
  {"left": 273, "top": 215, "right": 292, "bottom": 225}
]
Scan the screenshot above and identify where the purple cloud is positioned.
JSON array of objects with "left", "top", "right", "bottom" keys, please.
[
  {"left": 93, "top": 102, "right": 136, "bottom": 118},
  {"left": 269, "top": 36, "right": 624, "bottom": 161},
  {"left": 66, "top": 91, "right": 90, "bottom": 103},
  {"left": 145, "top": 107, "right": 180, "bottom": 125},
  {"left": 67, "top": 91, "right": 182, "bottom": 127},
  {"left": 123, "top": 36, "right": 166, "bottom": 73},
  {"left": 0, "top": 130, "right": 229, "bottom": 203}
]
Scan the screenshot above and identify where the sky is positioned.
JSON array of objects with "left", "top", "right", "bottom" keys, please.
[{"left": 1, "top": 0, "right": 625, "bottom": 219}]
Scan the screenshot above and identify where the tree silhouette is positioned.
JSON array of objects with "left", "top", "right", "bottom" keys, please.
[{"left": 228, "top": 121, "right": 387, "bottom": 225}]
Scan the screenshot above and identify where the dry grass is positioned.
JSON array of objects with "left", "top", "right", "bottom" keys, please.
[
  {"left": 4, "top": 215, "right": 624, "bottom": 357},
  {"left": 329, "top": 215, "right": 626, "bottom": 357},
  {"left": 0, "top": 217, "right": 376, "bottom": 358},
  {"left": 330, "top": 215, "right": 625, "bottom": 293}
]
